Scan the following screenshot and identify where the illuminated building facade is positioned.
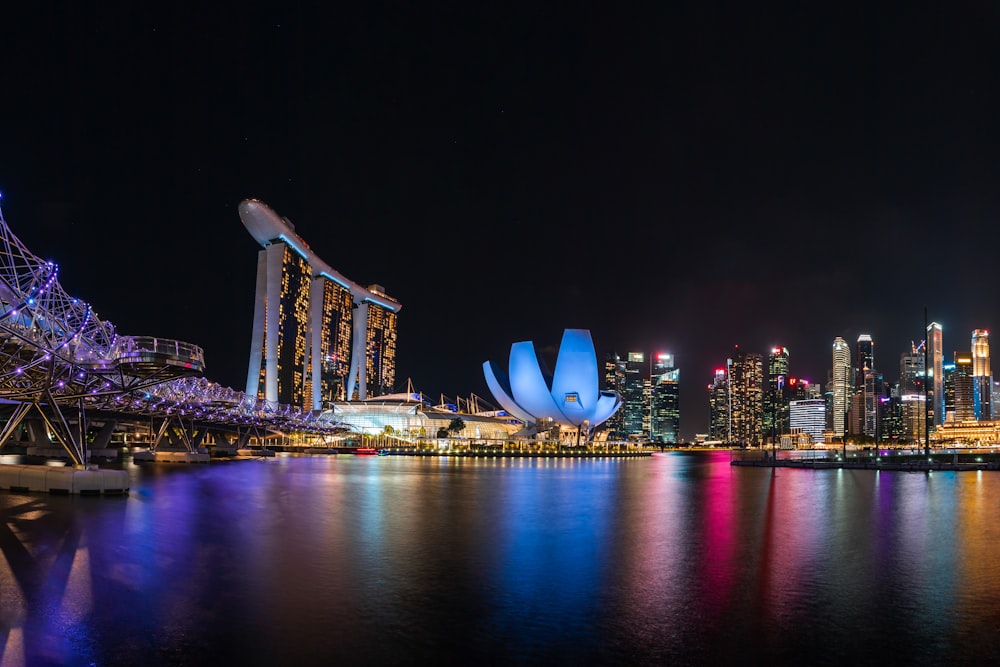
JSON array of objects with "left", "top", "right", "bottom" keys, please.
[
  {"left": 482, "top": 329, "right": 622, "bottom": 439},
  {"left": 650, "top": 353, "right": 679, "bottom": 444},
  {"left": 927, "top": 321, "right": 943, "bottom": 426},
  {"left": 972, "top": 329, "right": 991, "bottom": 420},
  {"left": 764, "top": 346, "right": 789, "bottom": 444},
  {"left": 899, "top": 343, "right": 927, "bottom": 442},
  {"left": 240, "top": 199, "right": 402, "bottom": 409},
  {"left": 953, "top": 351, "right": 975, "bottom": 422},
  {"left": 602, "top": 353, "right": 627, "bottom": 439},
  {"left": 727, "top": 346, "right": 763, "bottom": 446},
  {"left": 708, "top": 368, "right": 728, "bottom": 441},
  {"left": 622, "top": 352, "right": 648, "bottom": 440},
  {"left": 789, "top": 398, "right": 825, "bottom": 443},
  {"left": 832, "top": 337, "right": 851, "bottom": 437}
]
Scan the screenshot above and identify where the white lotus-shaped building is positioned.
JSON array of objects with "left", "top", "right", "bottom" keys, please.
[{"left": 483, "top": 329, "right": 622, "bottom": 436}]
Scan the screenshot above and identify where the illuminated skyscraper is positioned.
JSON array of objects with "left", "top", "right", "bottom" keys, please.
[
  {"left": 900, "top": 341, "right": 927, "bottom": 443},
  {"left": 602, "top": 353, "right": 627, "bottom": 440},
  {"left": 727, "top": 346, "right": 763, "bottom": 446},
  {"left": 650, "top": 353, "right": 680, "bottom": 444},
  {"left": 622, "top": 352, "right": 648, "bottom": 440},
  {"left": 764, "top": 346, "right": 789, "bottom": 444},
  {"left": 708, "top": 368, "right": 728, "bottom": 441},
  {"left": 855, "top": 334, "right": 874, "bottom": 389},
  {"left": 972, "top": 329, "right": 992, "bottom": 420},
  {"left": 953, "top": 351, "right": 975, "bottom": 422},
  {"left": 927, "top": 322, "right": 943, "bottom": 426},
  {"left": 240, "top": 200, "right": 402, "bottom": 409},
  {"left": 832, "top": 337, "right": 851, "bottom": 437}
]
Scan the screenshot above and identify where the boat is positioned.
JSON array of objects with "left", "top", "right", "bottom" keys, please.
[{"left": 352, "top": 447, "right": 379, "bottom": 456}]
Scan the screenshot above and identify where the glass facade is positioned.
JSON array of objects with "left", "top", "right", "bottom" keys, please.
[
  {"left": 650, "top": 353, "right": 679, "bottom": 444},
  {"left": 728, "top": 347, "right": 762, "bottom": 446},
  {"left": 832, "top": 337, "right": 850, "bottom": 437},
  {"left": 764, "top": 346, "right": 789, "bottom": 443}
]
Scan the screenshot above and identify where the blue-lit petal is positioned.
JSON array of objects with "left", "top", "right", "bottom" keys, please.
[
  {"left": 482, "top": 360, "right": 535, "bottom": 426},
  {"left": 508, "top": 341, "right": 564, "bottom": 420},
  {"left": 551, "top": 329, "right": 600, "bottom": 416}
]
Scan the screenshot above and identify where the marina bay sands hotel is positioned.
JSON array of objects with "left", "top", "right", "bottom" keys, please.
[{"left": 238, "top": 199, "right": 402, "bottom": 409}]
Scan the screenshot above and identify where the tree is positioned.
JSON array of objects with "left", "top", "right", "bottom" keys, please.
[{"left": 447, "top": 417, "right": 465, "bottom": 438}]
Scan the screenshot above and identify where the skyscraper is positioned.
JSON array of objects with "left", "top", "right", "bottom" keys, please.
[
  {"left": 602, "top": 353, "right": 627, "bottom": 440},
  {"left": 953, "top": 351, "right": 975, "bottom": 422},
  {"left": 650, "top": 353, "right": 680, "bottom": 444},
  {"left": 972, "top": 329, "right": 992, "bottom": 420},
  {"left": 622, "top": 352, "right": 648, "bottom": 440},
  {"left": 728, "top": 346, "right": 763, "bottom": 446},
  {"left": 927, "top": 321, "right": 943, "bottom": 427},
  {"left": 899, "top": 341, "right": 927, "bottom": 443},
  {"left": 832, "top": 337, "right": 851, "bottom": 438},
  {"left": 708, "top": 368, "right": 728, "bottom": 442},
  {"left": 764, "top": 346, "right": 789, "bottom": 445},
  {"left": 240, "top": 199, "right": 402, "bottom": 409}
]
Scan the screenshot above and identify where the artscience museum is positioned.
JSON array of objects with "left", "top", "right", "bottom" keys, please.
[{"left": 483, "top": 329, "right": 622, "bottom": 441}]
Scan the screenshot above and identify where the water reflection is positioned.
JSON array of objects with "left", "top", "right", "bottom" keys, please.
[{"left": 2, "top": 452, "right": 1000, "bottom": 666}]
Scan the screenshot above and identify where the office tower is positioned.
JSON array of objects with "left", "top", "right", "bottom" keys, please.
[
  {"left": 240, "top": 199, "right": 402, "bottom": 408},
  {"left": 899, "top": 342, "right": 927, "bottom": 443},
  {"left": 855, "top": 334, "right": 874, "bottom": 390},
  {"left": 764, "top": 346, "right": 789, "bottom": 444},
  {"left": 832, "top": 337, "right": 851, "bottom": 438},
  {"left": 708, "top": 368, "right": 729, "bottom": 441},
  {"left": 602, "top": 353, "right": 627, "bottom": 439},
  {"left": 650, "top": 353, "right": 680, "bottom": 444},
  {"left": 927, "top": 322, "right": 943, "bottom": 426},
  {"left": 622, "top": 352, "right": 648, "bottom": 440},
  {"left": 943, "top": 361, "right": 956, "bottom": 421},
  {"left": 727, "top": 346, "right": 763, "bottom": 446},
  {"left": 789, "top": 399, "right": 826, "bottom": 443},
  {"left": 953, "top": 351, "right": 975, "bottom": 421},
  {"left": 853, "top": 334, "right": 879, "bottom": 438},
  {"left": 972, "top": 329, "right": 992, "bottom": 420}
]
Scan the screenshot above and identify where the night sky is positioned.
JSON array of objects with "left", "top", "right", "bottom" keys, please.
[{"left": 2, "top": 3, "right": 997, "bottom": 440}]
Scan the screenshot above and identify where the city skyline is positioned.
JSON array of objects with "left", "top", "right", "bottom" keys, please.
[{"left": 2, "top": 3, "right": 997, "bottom": 443}]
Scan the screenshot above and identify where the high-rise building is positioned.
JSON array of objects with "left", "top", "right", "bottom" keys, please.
[
  {"left": 832, "top": 337, "right": 851, "bottom": 438},
  {"left": 622, "top": 352, "right": 648, "bottom": 440},
  {"left": 728, "top": 346, "right": 763, "bottom": 446},
  {"left": 708, "top": 368, "right": 729, "bottom": 442},
  {"left": 240, "top": 199, "right": 402, "bottom": 409},
  {"left": 953, "top": 351, "right": 975, "bottom": 422},
  {"left": 943, "top": 361, "right": 956, "bottom": 421},
  {"left": 899, "top": 341, "right": 927, "bottom": 443},
  {"left": 927, "top": 321, "right": 943, "bottom": 426},
  {"left": 855, "top": 334, "right": 874, "bottom": 390},
  {"left": 972, "top": 329, "right": 992, "bottom": 420},
  {"left": 650, "top": 353, "right": 680, "bottom": 444},
  {"left": 764, "top": 346, "right": 789, "bottom": 444},
  {"left": 602, "top": 353, "right": 627, "bottom": 440}
]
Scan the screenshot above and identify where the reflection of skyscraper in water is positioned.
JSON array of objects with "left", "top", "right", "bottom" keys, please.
[
  {"left": 972, "top": 329, "right": 992, "bottom": 420},
  {"left": 239, "top": 200, "right": 401, "bottom": 409}
]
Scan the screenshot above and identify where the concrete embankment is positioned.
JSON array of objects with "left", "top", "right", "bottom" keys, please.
[{"left": 0, "top": 464, "right": 129, "bottom": 495}]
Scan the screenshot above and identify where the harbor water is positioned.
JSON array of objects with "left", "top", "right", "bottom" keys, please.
[{"left": 2, "top": 450, "right": 1000, "bottom": 666}]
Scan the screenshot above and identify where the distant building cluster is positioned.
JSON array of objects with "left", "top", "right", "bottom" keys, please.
[
  {"left": 695, "top": 323, "right": 997, "bottom": 448},
  {"left": 601, "top": 352, "right": 680, "bottom": 444}
]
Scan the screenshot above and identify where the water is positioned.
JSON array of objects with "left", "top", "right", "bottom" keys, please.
[{"left": 2, "top": 450, "right": 1000, "bottom": 666}]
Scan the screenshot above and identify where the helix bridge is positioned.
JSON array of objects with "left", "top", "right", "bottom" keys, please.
[{"left": 0, "top": 199, "right": 345, "bottom": 468}]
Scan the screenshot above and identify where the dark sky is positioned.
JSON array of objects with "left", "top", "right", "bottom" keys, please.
[{"left": 2, "top": 2, "right": 998, "bottom": 441}]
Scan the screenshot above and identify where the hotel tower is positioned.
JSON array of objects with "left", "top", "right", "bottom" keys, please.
[{"left": 239, "top": 199, "right": 402, "bottom": 409}]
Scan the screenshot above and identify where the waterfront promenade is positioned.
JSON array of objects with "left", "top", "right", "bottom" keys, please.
[{"left": 731, "top": 447, "right": 1000, "bottom": 471}]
